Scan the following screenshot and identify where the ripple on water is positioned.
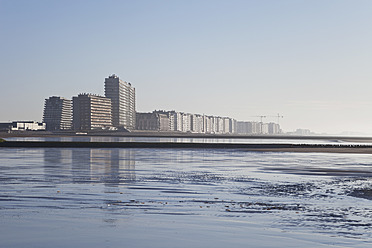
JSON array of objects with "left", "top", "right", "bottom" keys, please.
[{"left": 1, "top": 147, "right": 372, "bottom": 246}]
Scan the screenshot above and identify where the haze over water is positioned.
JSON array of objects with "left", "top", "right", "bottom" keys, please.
[{"left": 1, "top": 137, "right": 372, "bottom": 247}]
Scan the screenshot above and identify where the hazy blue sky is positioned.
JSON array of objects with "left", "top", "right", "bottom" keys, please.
[{"left": 1, "top": 0, "right": 372, "bottom": 134}]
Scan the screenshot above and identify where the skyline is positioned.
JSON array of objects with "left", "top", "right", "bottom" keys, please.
[{"left": 1, "top": 1, "right": 372, "bottom": 134}]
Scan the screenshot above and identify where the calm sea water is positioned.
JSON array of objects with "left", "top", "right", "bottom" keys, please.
[{"left": 1, "top": 137, "right": 372, "bottom": 247}]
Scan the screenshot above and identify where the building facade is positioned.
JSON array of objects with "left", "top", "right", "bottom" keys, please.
[
  {"left": 191, "top": 114, "right": 203, "bottom": 133},
  {"left": 72, "top": 94, "right": 112, "bottom": 131},
  {"left": 43, "top": 96, "right": 72, "bottom": 131},
  {"left": 136, "top": 111, "right": 170, "bottom": 131},
  {"left": 104, "top": 74, "right": 135, "bottom": 130}
]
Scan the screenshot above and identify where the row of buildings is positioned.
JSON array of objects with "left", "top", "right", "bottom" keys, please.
[
  {"left": 136, "top": 110, "right": 281, "bottom": 134},
  {"left": 1, "top": 73, "right": 282, "bottom": 134},
  {"left": 42, "top": 74, "right": 136, "bottom": 131},
  {"left": 136, "top": 111, "right": 237, "bottom": 134},
  {"left": 236, "top": 121, "right": 281, "bottom": 135}
]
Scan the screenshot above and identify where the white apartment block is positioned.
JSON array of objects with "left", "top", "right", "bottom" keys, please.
[
  {"left": 104, "top": 74, "right": 135, "bottom": 130},
  {"left": 230, "top": 119, "right": 237, "bottom": 133},
  {"left": 191, "top": 114, "right": 203, "bottom": 133},
  {"left": 169, "top": 112, "right": 175, "bottom": 131},
  {"left": 182, "top": 113, "right": 191, "bottom": 132},
  {"left": 203, "top": 116, "right": 212, "bottom": 133},
  {"left": 261, "top": 123, "right": 269, "bottom": 134},
  {"left": 175, "top": 112, "right": 184, "bottom": 131},
  {"left": 217, "top": 117, "right": 224, "bottom": 133},
  {"left": 166, "top": 111, "right": 182, "bottom": 131},
  {"left": 268, "top": 122, "right": 281, "bottom": 134},
  {"left": 212, "top": 117, "right": 219, "bottom": 134}
]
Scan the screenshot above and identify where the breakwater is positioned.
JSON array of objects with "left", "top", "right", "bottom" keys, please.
[{"left": 1, "top": 141, "right": 372, "bottom": 153}]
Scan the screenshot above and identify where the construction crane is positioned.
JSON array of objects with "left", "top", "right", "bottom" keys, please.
[{"left": 267, "top": 114, "right": 284, "bottom": 125}]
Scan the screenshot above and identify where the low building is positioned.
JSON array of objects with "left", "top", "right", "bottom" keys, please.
[
  {"left": 0, "top": 121, "right": 46, "bottom": 131},
  {"left": 136, "top": 111, "right": 170, "bottom": 131},
  {"left": 136, "top": 113, "right": 157, "bottom": 130},
  {"left": 0, "top": 123, "right": 12, "bottom": 131}
]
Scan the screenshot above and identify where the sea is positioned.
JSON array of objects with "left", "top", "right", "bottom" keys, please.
[{"left": 1, "top": 136, "right": 372, "bottom": 247}]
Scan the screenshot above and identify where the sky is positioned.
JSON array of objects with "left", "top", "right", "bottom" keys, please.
[{"left": 1, "top": 0, "right": 372, "bottom": 134}]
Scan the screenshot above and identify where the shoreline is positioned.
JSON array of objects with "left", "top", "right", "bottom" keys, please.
[{"left": 1, "top": 140, "right": 372, "bottom": 154}]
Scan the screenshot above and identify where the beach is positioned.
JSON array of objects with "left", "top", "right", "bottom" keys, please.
[{"left": 1, "top": 135, "right": 372, "bottom": 247}]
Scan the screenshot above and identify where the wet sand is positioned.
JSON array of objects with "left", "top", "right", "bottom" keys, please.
[{"left": 1, "top": 147, "right": 372, "bottom": 247}]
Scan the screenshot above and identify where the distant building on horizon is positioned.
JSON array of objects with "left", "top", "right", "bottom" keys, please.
[
  {"left": 72, "top": 94, "right": 112, "bottom": 131},
  {"left": 294, "top": 128, "right": 311, "bottom": 135},
  {"left": 237, "top": 121, "right": 281, "bottom": 134},
  {"left": 43, "top": 96, "right": 72, "bottom": 131},
  {"left": 104, "top": 74, "right": 136, "bottom": 130},
  {"left": 268, "top": 122, "right": 281, "bottom": 134}
]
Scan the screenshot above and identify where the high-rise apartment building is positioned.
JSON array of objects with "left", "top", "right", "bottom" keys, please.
[
  {"left": 104, "top": 74, "right": 135, "bottom": 130},
  {"left": 43, "top": 96, "right": 72, "bottom": 131},
  {"left": 72, "top": 94, "right": 112, "bottom": 131}
]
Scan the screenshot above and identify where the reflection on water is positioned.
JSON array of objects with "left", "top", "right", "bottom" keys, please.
[
  {"left": 42, "top": 148, "right": 136, "bottom": 228},
  {"left": 1, "top": 147, "right": 372, "bottom": 247},
  {"left": 43, "top": 148, "right": 135, "bottom": 186}
]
